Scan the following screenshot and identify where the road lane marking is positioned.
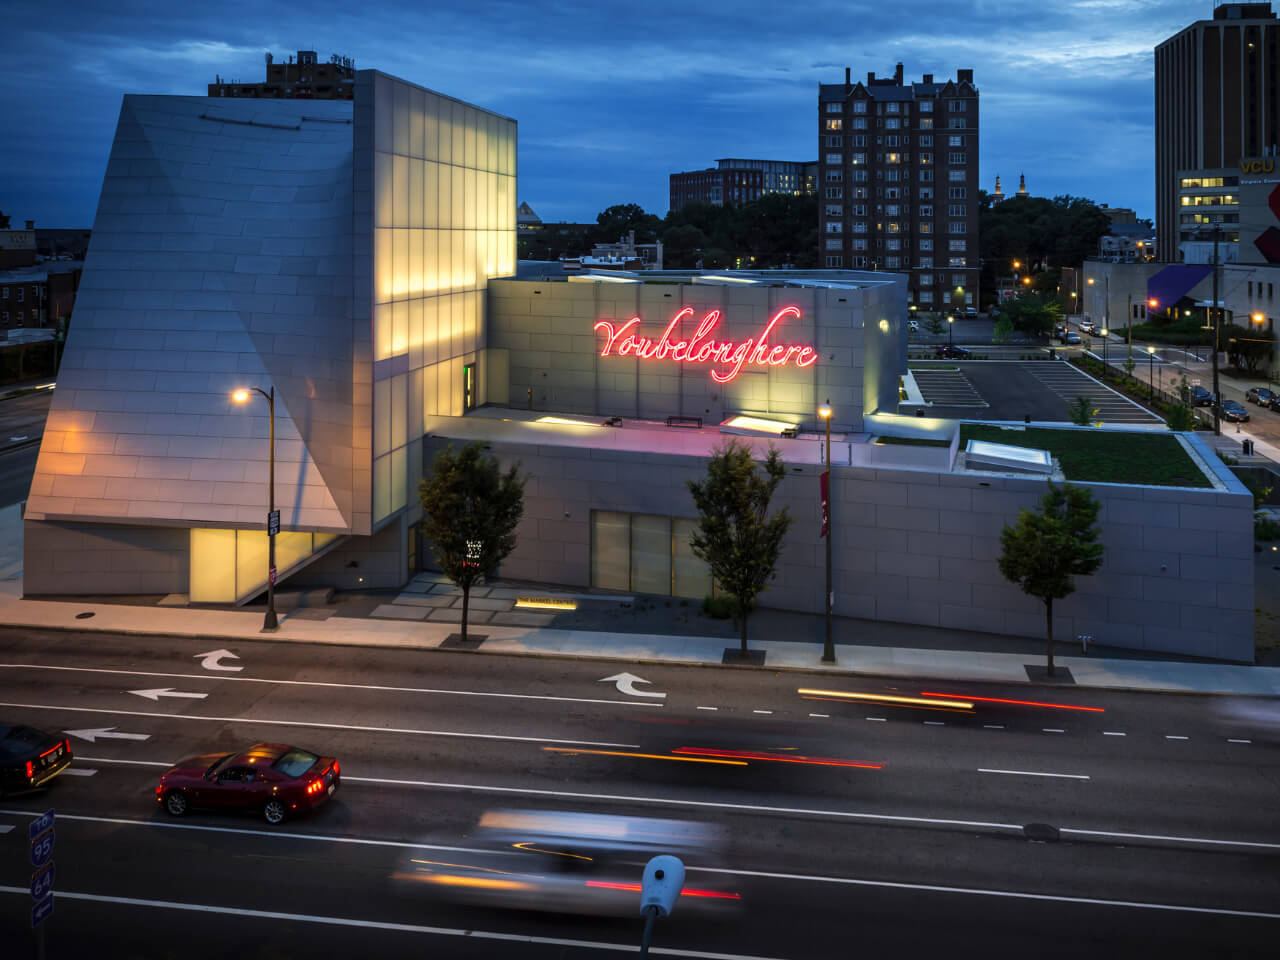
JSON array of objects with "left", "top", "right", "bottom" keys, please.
[
  {"left": 866, "top": 717, "right": 886, "bottom": 722},
  {"left": 61, "top": 768, "right": 97, "bottom": 777},
  {"left": 0, "top": 664, "right": 664, "bottom": 710},
  {"left": 1059, "top": 827, "right": 1280, "bottom": 850},
  {"left": 65, "top": 727, "right": 150, "bottom": 743},
  {"left": 808, "top": 713, "right": 829, "bottom": 718},
  {"left": 195, "top": 649, "right": 242, "bottom": 672},
  {"left": 1166, "top": 736, "right": 1189, "bottom": 740},
  {"left": 0, "top": 887, "right": 783, "bottom": 960},
  {"left": 1042, "top": 729, "right": 1065, "bottom": 734},
  {"left": 1103, "top": 731, "right": 1126, "bottom": 736},
  {"left": 978, "top": 769, "right": 1090, "bottom": 781},
  {"left": 924, "top": 721, "right": 945, "bottom": 726},
  {"left": 982, "top": 725, "right": 1003, "bottom": 730},
  {"left": 129, "top": 688, "right": 207, "bottom": 702},
  {"left": 697, "top": 706, "right": 718, "bottom": 711},
  {"left": 1228, "top": 739, "right": 1252, "bottom": 744},
  {"left": 682, "top": 869, "right": 1280, "bottom": 920},
  {"left": 599, "top": 672, "right": 666, "bottom": 699},
  {"left": 0, "top": 702, "right": 640, "bottom": 750},
  {"left": 752, "top": 710, "right": 772, "bottom": 715}
]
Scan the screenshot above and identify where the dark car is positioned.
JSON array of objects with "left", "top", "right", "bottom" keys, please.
[
  {"left": 1190, "top": 386, "right": 1215, "bottom": 406},
  {"left": 935, "top": 345, "right": 971, "bottom": 359},
  {"left": 1218, "top": 400, "right": 1250, "bottom": 422},
  {"left": 0, "top": 725, "right": 72, "bottom": 797},
  {"left": 156, "top": 742, "right": 339, "bottom": 824},
  {"left": 1245, "top": 387, "right": 1277, "bottom": 407},
  {"left": 1059, "top": 331, "right": 1081, "bottom": 345}
]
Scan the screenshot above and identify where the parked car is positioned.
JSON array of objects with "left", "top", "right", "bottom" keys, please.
[
  {"left": 1270, "top": 394, "right": 1280, "bottom": 412},
  {"left": 1079, "top": 320, "right": 1096, "bottom": 334},
  {"left": 156, "top": 742, "right": 339, "bottom": 824},
  {"left": 1190, "top": 386, "right": 1215, "bottom": 407},
  {"left": 935, "top": 345, "right": 971, "bottom": 359},
  {"left": 1245, "top": 387, "right": 1277, "bottom": 407},
  {"left": 1060, "top": 331, "right": 1081, "bottom": 345},
  {"left": 1218, "top": 400, "right": 1250, "bottom": 422},
  {"left": 0, "top": 724, "right": 72, "bottom": 797},
  {"left": 963, "top": 307, "right": 978, "bottom": 318}
]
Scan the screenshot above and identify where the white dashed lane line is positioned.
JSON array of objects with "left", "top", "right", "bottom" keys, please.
[
  {"left": 1166, "top": 735, "right": 1189, "bottom": 741},
  {"left": 696, "top": 706, "right": 717, "bottom": 711},
  {"left": 924, "top": 721, "right": 945, "bottom": 726},
  {"left": 753, "top": 710, "right": 772, "bottom": 715},
  {"left": 1229, "top": 739, "right": 1252, "bottom": 744},
  {"left": 808, "top": 713, "right": 829, "bottom": 719},
  {"left": 866, "top": 717, "right": 886, "bottom": 722},
  {"left": 1103, "top": 731, "right": 1126, "bottom": 736},
  {"left": 983, "top": 725, "right": 1004, "bottom": 729}
]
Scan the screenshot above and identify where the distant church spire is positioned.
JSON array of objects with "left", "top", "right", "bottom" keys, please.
[
  {"left": 1016, "top": 173, "right": 1028, "bottom": 198},
  {"left": 993, "top": 174, "right": 1004, "bottom": 203}
]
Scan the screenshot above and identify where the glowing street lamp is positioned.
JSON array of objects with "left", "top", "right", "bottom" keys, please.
[
  {"left": 1146, "top": 345, "right": 1156, "bottom": 402},
  {"left": 947, "top": 314, "right": 955, "bottom": 347},
  {"left": 817, "top": 401, "right": 834, "bottom": 665},
  {"left": 232, "top": 386, "right": 279, "bottom": 631},
  {"left": 1100, "top": 327, "right": 1109, "bottom": 373}
]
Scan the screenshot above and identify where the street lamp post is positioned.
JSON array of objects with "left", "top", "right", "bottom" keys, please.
[
  {"left": 1146, "top": 346, "right": 1156, "bottom": 403},
  {"left": 818, "top": 401, "right": 834, "bottom": 665},
  {"left": 1100, "top": 327, "right": 1109, "bottom": 375},
  {"left": 947, "top": 315, "right": 954, "bottom": 347},
  {"left": 1209, "top": 225, "right": 1222, "bottom": 437},
  {"left": 232, "top": 386, "right": 278, "bottom": 631}
]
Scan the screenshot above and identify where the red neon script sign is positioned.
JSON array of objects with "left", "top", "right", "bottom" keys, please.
[{"left": 594, "top": 306, "right": 818, "bottom": 383}]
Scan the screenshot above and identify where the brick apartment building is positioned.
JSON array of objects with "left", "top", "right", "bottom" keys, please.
[
  {"left": 669, "top": 158, "right": 816, "bottom": 210},
  {"left": 818, "top": 63, "right": 980, "bottom": 312},
  {"left": 208, "top": 50, "right": 356, "bottom": 99}
]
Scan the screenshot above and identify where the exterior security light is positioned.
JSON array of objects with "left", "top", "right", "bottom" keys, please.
[
  {"left": 1022, "top": 276, "right": 1031, "bottom": 285},
  {"left": 1252, "top": 313, "right": 1265, "bottom": 324},
  {"left": 817, "top": 403, "right": 833, "bottom": 420},
  {"left": 1087, "top": 278, "right": 1095, "bottom": 286},
  {"left": 1013, "top": 260, "right": 1021, "bottom": 269},
  {"left": 1148, "top": 298, "right": 1159, "bottom": 309},
  {"left": 1100, "top": 328, "right": 1108, "bottom": 337},
  {"left": 1146, "top": 345, "right": 1156, "bottom": 354},
  {"left": 232, "top": 389, "right": 250, "bottom": 404}
]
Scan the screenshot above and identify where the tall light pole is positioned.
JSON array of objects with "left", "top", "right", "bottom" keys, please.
[
  {"left": 1209, "top": 224, "right": 1222, "bottom": 437},
  {"left": 1100, "top": 327, "right": 1109, "bottom": 375},
  {"left": 1146, "top": 346, "right": 1156, "bottom": 403},
  {"left": 817, "top": 401, "right": 834, "bottom": 664},
  {"left": 232, "top": 386, "right": 278, "bottom": 631},
  {"left": 947, "top": 314, "right": 954, "bottom": 347}
]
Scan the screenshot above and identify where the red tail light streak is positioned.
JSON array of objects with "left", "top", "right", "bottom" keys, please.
[
  {"left": 919, "top": 692, "right": 1105, "bottom": 712},
  {"left": 672, "top": 747, "right": 882, "bottom": 769},
  {"left": 585, "top": 881, "right": 741, "bottom": 900}
]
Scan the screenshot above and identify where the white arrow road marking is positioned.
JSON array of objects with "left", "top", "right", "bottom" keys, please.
[
  {"left": 599, "top": 672, "right": 666, "bottom": 699},
  {"left": 194, "top": 649, "right": 242, "bottom": 672},
  {"left": 128, "top": 688, "right": 208, "bottom": 702},
  {"left": 61, "top": 768, "right": 97, "bottom": 777},
  {"left": 0, "top": 825, "right": 12, "bottom": 834},
  {"left": 64, "top": 727, "right": 151, "bottom": 744}
]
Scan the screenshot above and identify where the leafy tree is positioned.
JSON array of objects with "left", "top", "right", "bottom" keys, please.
[
  {"left": 419, "top": 442, "right": 527, "bottom": 642},
  {"left": 1000, "top": 293, "right": 1061, "bottom": 339},
  {"left": 1165, "top": 402, "right": 1198, "bottom": 432},
  {"left": 1221, "top": 323, "right": 1276, "bottom": 375},
  {"left": 686, "top": 440, "right": 793, "bottom": 659},
  {"left": 998, "top": 483, "right": 1104, "bottom": 676},
  {"left": 992, "top": 317, "right": 1015, "bottom": 344},
  {"left": 1068, "top": 396, "right": 1099, "bottom": 426},
  {"left": 590, "top": 203, "right": 663, "bottom": 246},
  {"left": 924, "top": 314, "right": 946, "bottom": 336},
  {"left": 978, "top": 195, "right": 1111, "bottom": 307}
]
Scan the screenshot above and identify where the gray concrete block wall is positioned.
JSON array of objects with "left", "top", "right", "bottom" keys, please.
[
  {"left": 489, "top": 276, "right": 906, "bottom": 432},
  {"left": 464, "top": 436, "right": 1255, "bottom": 662},
  {"left": 24, "top": 520, "right": 189, "bottom": 595}
]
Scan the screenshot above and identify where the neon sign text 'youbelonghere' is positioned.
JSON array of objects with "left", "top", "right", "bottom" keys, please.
[{"left": 593, "top": 306, "right": 818, "bottom": 383}]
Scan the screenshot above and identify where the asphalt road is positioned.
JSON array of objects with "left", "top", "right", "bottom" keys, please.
[
  {"left": 0, "top": 628, "right": 1276, "bottom": 958},
  {"left": 0, "top": 445, "right": 38, "bottom": 508},
  {"left": 0, "top": 391, "right": 52, "bottom": 445}
]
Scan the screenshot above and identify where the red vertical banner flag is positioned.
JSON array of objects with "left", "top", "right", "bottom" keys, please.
[{"left": 820, "top": 470, "right": 830, "bottom": 538}]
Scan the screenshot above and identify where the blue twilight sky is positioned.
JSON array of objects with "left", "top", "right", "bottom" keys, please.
[{"left": 1, "top": 1, "right": 1215, "bottom": 228}]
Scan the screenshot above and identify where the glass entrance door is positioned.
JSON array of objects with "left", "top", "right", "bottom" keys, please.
[{"left": 463, "top": 363, "right": 477, "bottom": 412}]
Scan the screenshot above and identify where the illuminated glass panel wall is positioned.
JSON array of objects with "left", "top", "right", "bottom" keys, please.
[
  {"left": 370, "top": 74, "right": 517, "bottom": 525},
  {"left": 189, "top": 529, "right": 340, "bottom": 604},
  {"left": 590, "top": 511, "right": 713, "bottom": 599}
]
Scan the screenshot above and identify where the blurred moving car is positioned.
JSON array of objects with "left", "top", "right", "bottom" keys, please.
[
  {"left": 156, "top": 742, "right": 339, "bottom": 824},
  {"left": 393, "top": 809, "right": 740, "bottom": 917},
  {"left": 0, "top": 725, "right": 72, "bottom": 797},
  {"left": 1079, "top": 320, "right": 1096, "bottom": 334},
  {"left": 1245, "top": 387, "right": 1277, "bottom": 407},
  {"left": 935, "top": 345, "right": 971, "bottom": 359},
  {"left": 1060, "top": 330, "right": 1081, "bottom": 345},
  {"left": 1218, "top": 400, "right": 1250, "bottom": 422},
  {"left": 1190, "top": 386, "right": 1215, "bottom": 406},
  {"left": 1211, "top": 697, "right": 1280, "bottom": 744}
]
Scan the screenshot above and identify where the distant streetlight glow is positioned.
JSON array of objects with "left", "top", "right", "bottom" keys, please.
[{"left": 232, "top": 389, "right": 250, "bottom": 404}]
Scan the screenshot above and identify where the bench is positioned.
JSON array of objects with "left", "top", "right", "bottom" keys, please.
[{"left": 665, "top": 415, "right": 703, "bottom": 429}]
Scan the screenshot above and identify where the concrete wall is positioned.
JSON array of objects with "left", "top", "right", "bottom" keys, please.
[
  {"left": 444, "top": 434, "right": 1255, "bottom": 662},
  {"left": 24, "top": 519, "right": 189, "bottom": 595},
  {"left": 488, "top": 276, "right": 907, "bottom": 434}
]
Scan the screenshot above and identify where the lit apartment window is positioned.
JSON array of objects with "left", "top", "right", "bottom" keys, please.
[
  {"left": 949, "top": 257, "right": 967, "bottom": 267},
  {"left": 920, "top": 222, "right": 932, "bottom": 234},
  {"left": 825, "top": 102, "right": 844, "bottom": 113},
  {"left": 919, "top": 152, "right": 932, "bottom": 165},
  {"left": 852, "top": 187, "right": 868, "bottom": 199},
  {"left": 886, "top": 152, "right": 901, "bottom": 165},
  {"left": 919, "top": 117, "right": 933, "bottom": 129},
  {"left": 826, "top": 255, "right": 843, "bottom": 267},
  {"left": 919, "top": 101, "right": 933, "bottom": 112},
  {"left": 948, "top": 153, "right": 966, "bottom": 164},
  {"left": 887, "top": 222, "right": 901, "bottom": 233},
  {"left": 853, "top": 101, "right": 867, "bottom": 113},
  {"left": 825, "top": 118, "right": 844, "bottom": 130}
]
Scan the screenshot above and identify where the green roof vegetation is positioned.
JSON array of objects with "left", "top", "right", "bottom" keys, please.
[
  {"left": 959, "top": 424, "right": 1211, "bottom": 488},
  {"left": 873, "top": 435, "right": 951, "bottom": 447}
]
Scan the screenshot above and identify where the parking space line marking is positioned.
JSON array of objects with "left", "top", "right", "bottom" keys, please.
[
  {"left": 0, "top": 701, "right": 641, "bottom": 750},
  {"left": 62, "top": 768, "right": 97, "bottom": 777},
  {"left": 0, "top": 887, "right": 785, "bottom": 960}
]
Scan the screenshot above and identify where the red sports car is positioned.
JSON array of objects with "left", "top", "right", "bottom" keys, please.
[{"left": 156, "top": 742, "right": 339, "bottom": 825}]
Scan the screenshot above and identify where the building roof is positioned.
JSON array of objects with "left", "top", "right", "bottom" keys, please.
[
  {"left": 0, "top": 261, "right": 83, "bottom": 284},
  {"left": 818, "top": 82, "right": 948, "bottom": 102}
]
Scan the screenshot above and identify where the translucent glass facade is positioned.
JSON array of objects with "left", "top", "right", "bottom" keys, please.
[
  {"left": 368, "top": 74, "right": 517, "bottom": 526},
  {"left": 189, "top": 529, "right": 340, "bottom": 604},
  {"left": 590, "top": 511, "right": 713, "bottom": 599}
]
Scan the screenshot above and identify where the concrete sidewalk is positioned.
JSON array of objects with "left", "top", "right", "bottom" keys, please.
[{"left": 1, "top": 579, "right": 1277, "bottom": 697}]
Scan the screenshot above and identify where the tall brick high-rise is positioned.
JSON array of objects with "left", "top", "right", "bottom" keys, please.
[{"left": 818, "top": 63, "right": 979, "bottom": 312}]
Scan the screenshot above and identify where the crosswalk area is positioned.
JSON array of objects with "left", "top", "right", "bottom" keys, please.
[
  {"left": 913, "top": 369, "right": 987, "bottom": 407},
  {"left": 1018, "top": 362, "right": 1161, "bottom": 423}
]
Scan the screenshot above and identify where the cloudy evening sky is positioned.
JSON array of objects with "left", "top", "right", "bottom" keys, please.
[{"left": 2, "top": 1, "right": 1219, "bottom": 228}]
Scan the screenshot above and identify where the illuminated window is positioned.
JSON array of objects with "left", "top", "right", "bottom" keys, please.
[
  {"left": 949, "top": 257, "right": 966, "bottom": 267},
  {"left": 919, "top": 117, "right": 933, "bottom": 129},
  {"left": 851, "top": 152, "right": 867, "bottom": 165},
  {"left": 825, "top": 118, "right": 843, "bottom": 130}
]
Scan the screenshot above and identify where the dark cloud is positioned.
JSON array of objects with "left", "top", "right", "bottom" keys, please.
[{"left": 1, "top": 0, "right": 1194, "bottom": 226}]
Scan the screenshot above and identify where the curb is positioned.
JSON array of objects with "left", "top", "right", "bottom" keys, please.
[{"left": 4, "top": 615, "right": 1265, "bottom": 698}]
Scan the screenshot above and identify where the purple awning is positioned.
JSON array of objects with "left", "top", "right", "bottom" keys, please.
[{"left": 1146, "top": 265, "right": 1212, "bottom": 311}]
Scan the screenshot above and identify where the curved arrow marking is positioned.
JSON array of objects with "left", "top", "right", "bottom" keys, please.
[
  {"left": 195, "top": 649, "right": 242, "bottom": 672},
  {"left": 600, "top": 672, "right": 666, "bottom": 699}
]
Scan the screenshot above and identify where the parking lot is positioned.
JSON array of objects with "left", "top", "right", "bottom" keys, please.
[{"left": 909, "top": 360, "right": 1164, "bottom": 424}]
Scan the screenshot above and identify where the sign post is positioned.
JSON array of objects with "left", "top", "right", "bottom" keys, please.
[{"left": 29, "top": 808, "right": 55, "bottom": 958}]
